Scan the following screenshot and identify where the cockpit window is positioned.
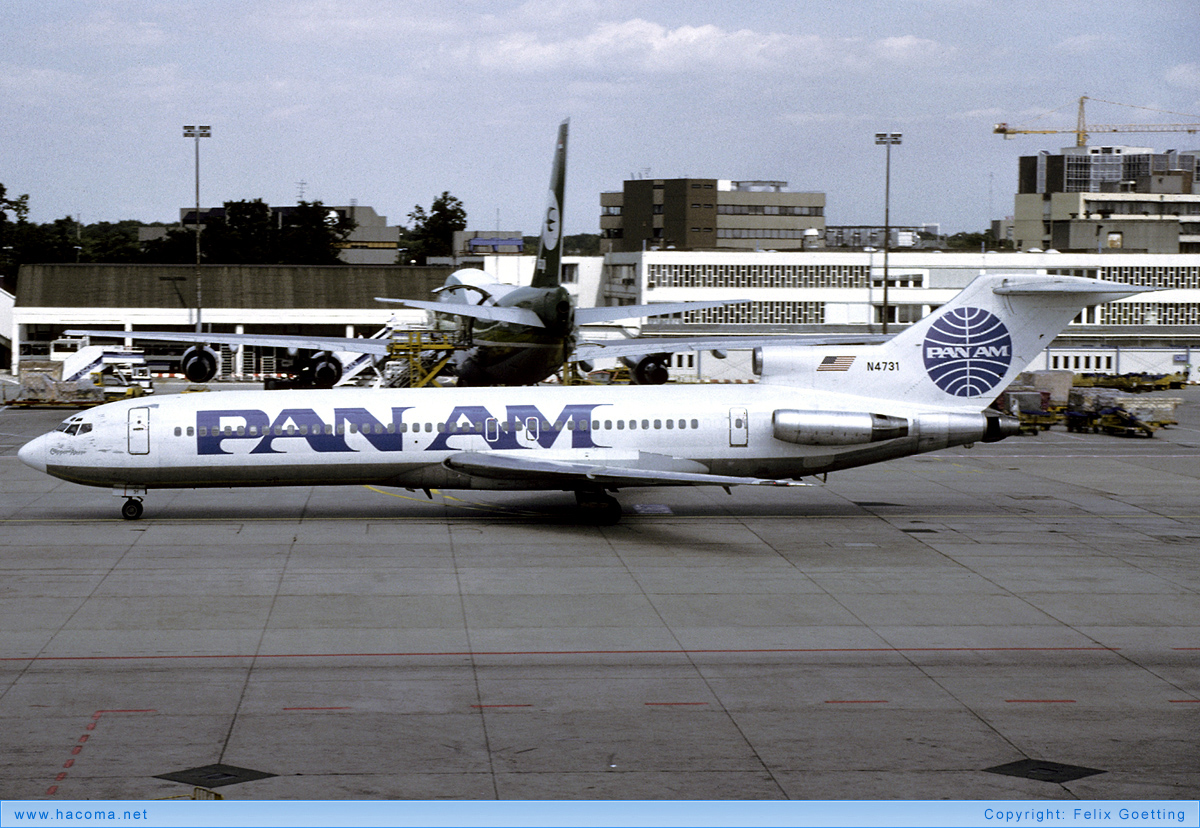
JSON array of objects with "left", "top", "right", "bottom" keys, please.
[{"left": 54, "top": 416, "right": 91, "bottom": 436}]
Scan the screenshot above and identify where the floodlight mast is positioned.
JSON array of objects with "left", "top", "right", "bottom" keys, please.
[
  {"left": 182, "top": 125, "right": 211, "bottom": 334},
  {"left": 874, "top": 132, "right": 901, "bottom": 334}
]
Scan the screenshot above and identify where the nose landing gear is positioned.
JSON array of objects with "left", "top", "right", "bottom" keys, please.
[{"left": 121, "top": 498, "right": 144, "bottom": 520}]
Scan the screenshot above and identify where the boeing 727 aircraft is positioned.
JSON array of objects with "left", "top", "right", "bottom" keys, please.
[{"left": 20, "top": 274, "right": 1142, "bottom": 523}]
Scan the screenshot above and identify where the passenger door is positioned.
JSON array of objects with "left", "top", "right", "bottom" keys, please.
[{"left": 128, "top": 407, "right": 150, "bottom": 455}]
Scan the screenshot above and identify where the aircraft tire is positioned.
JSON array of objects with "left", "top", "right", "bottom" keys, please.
[{"left": 121, "top": 498, "right": 144, "bottom": 521}]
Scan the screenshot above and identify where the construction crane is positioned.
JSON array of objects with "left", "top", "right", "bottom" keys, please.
[{"left": 994, "top": 96, "right": 1200, "bottom": 147}]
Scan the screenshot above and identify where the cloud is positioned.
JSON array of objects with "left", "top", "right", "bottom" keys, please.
[
  {"left": 1055, "top": 34, "right": 1118, "bottom": 56},
  {"left": 244, "top": 0, "right": 458, "bottom": 45},
  {"left": 468, "top": 18, "right": 792, "bottom": 75},
  {"left": 69, "top": 10, "right": 168, "bottom": 48},
  {"left": 1165, "top": 63, "right": 1200, "bottom": 91},
  {"left": 870, "top": 35, "right": 950, "bottom": 64}
]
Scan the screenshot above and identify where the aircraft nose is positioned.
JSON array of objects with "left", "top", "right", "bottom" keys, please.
[{"left": 18, "top": 434, "right": 47, "bottom": 473}]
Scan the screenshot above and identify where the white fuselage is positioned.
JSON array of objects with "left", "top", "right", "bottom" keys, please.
[{"left": 18, "top": 384, "right": 991, "bottom": 493}]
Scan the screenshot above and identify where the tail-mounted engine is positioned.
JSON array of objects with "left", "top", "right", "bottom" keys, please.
[
  {"left": 913, "top": 410, "right": 1021, "bottom": 451},
  {"left": 773, "top": 409, "right": 909, "bottom": 446}
]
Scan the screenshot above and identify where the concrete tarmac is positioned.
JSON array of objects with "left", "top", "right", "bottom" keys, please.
[{"left": 1, "top": 388, "right": 1198, "bottom": 800}]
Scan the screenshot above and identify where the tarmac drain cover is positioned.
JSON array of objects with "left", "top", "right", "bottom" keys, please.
[
  {"left": 984, "top": 759, "right": 1104, "bottom": 784},
  {"left": 156, "top": 763, "right": 277, "bottom": 788}
]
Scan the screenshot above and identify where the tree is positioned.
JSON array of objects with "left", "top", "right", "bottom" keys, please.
[
  {"left": 203, "top": 199, "right": 275, "bottom": 264},
  {"left": 80, "top": 221, "right": 143, "bottom": 263},
  {"left": 141, "top": 199, "right": 357, "bottom": 265},
  {"left": 275, "top": 201, "right": 357, "bottom": 265},
  {"left": 139, "top": 225, "right": 197, "bottom": 264},
  {"left": 946, "top": 230, "right": 1012, "bottom": 251},
  {"left": 401, "top": 191, "right": 466, "bottom": 264},
  {"left": 0, "top": 184, "right": 30, "bottom": 287}
]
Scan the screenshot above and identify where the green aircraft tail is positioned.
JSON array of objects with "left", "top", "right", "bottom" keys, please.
[{"left": 531, "top": 119, "right": 569, "bottom": 289}]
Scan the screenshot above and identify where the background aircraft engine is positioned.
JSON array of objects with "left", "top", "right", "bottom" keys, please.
[
  {"left": 622, "top": 354, "right": 671, "bottom": 385},
  {"left": 305, "top": 352, "right": 343, "bottom": 388},
  {"left": 773, "top": 410, "right": 909, "bottom": 446},
  {"left": 179, "top": 346, "right": 219, "bottom": 383}
]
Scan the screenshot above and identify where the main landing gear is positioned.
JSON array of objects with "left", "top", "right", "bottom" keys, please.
[
  {"left": 575, "top": 489, "right": 622, "bottom": 525},
  {"left": 121, "top": 497, "right": 144, "bottom": 520}
]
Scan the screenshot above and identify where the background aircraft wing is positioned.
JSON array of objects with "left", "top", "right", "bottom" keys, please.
[
  {"left": 574, "top": 299, "right": 749, "bottom": 325},
  {"left": 443, "top": 451, "right": 807, "bottom": 489},
  {"left": 573, "top": 333, "right": 892, "bottom": 362},
  {"left": 65, "top": 329, "right": 394, "bottom": 355},
  {"left": 375, "top": 297, "right": 545, "bottom": 328}
]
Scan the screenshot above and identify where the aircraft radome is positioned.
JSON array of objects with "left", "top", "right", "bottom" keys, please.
[{"left": 20, "top": 274, "right": 1144, "bottom": 523}]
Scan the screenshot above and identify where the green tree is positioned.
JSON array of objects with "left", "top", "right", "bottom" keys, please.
[
  {"left": 275, "top": 201, "right": 357, "bottom": 265},
  {"left": 80, "top": 221, "right": 142, "bottom": 263},
  {"left": 401, "top": 191, "right": 466, "bottom": 264},
  {"left": 946, "top": 230, "right": 1012, "bottom": 251},
  {"left": 139, "top": 225, "right": 197, "bottom": 264},
  {"left": 204, "top": 199, "right": 275, "bottom": 264},
  {"left": 141, "top": 199, "right": 356, "bottom": 265}
]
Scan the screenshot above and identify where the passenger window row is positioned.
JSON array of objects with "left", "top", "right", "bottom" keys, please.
[{"left": 177, "top": 418, "right": 704, "bottom": 438}]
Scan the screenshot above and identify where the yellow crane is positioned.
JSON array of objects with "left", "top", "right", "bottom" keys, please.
[{"left": 994, "top": 96, "right": 1200, "bottom": 147}]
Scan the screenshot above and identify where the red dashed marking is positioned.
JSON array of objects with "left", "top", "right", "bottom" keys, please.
[
  {"left": 825, "top": 700, "right": 888, "bottom": 704},
  {"left": 45, "top": 709, "right": 155, "bottom": 796},
  {"left": 471, "top": 704, "right": 533, "bottom": 708},
  {"left": 644, "top": 702, "right": 709, "bottom": 706},
  {"left": 1006, "top": 699, "right": 1076, "bottom": 703},
  {"left": 1169, "top": 699, "right": 1200, "bottom": 703}
]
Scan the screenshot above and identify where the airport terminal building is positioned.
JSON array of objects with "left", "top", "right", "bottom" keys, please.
[{"left": 7, "top": 250, "right": 1200, "bottom": 380}]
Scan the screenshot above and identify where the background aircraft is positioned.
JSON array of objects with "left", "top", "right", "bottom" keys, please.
[
  {"left": 21, "top": 274, "right": 1144, "bottom": 523},
  {"left": 67, "top": 119, "right": 748, "bottom": 388}
]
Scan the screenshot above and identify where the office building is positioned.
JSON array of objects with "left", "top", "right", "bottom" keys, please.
[
  {"left": 600, "top": 179, "right": 824, "bottom": 253},
  {"left": 1013, "top": 146, "right": 1200, "bottom": 253}
]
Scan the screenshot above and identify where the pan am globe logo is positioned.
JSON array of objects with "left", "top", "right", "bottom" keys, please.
[{"left": 923, "top": 307, "right": 1013, "bottom": 397}]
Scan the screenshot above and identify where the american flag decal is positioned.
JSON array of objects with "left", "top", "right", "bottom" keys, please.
[{"left": 817, "top": 355, "right": 855, "bottom": 372}]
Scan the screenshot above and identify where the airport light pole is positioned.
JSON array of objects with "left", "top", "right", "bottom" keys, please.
[
  {"left": 875, "top": 132, "right": 901, "bottom": 334},
  {"left": 183, "top": 125, "right": 211, "bottom": 334}
]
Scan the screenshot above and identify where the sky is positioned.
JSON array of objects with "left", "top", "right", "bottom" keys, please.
[{"left": 3, "top": 0, "right": 1199, "bottom": 236}]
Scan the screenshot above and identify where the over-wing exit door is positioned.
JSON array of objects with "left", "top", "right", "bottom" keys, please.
[{"left": 729, "top": 407, "right": 748, "bottom": 447}]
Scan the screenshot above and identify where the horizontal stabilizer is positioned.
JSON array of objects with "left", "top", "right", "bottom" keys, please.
[
  {"left": 375, "top": 297, "right": 546, "bottom": 328},
  {"left": 444, "top": 451, "right": 807, "bottom": 489},
  {"left": 991, "top": 276, "right": 1143, "bottom": 304}
]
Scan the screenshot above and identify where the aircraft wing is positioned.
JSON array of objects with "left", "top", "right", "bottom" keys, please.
[
  {"left": 575, "top": 300, "right": 749, "bottom": 325},
  {"left": 375, "top": 298, "right": 546, "bottom": 329},
  {"left": 64, "top": 329, "right": 394, "bottom": 356},
  {"left": 573, "top": 333, "right": 892, "bottom": 362},
  {"left": 443, "top": 451, "right": 807, "bottom": 489}
]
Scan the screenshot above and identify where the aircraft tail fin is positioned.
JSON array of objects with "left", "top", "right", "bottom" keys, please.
[
  {"left": 531, "top": 119, "right": 569, "bottom": 289},
  {"left": 758, "top": 274, "right": 1145, "bottom": 409}
]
